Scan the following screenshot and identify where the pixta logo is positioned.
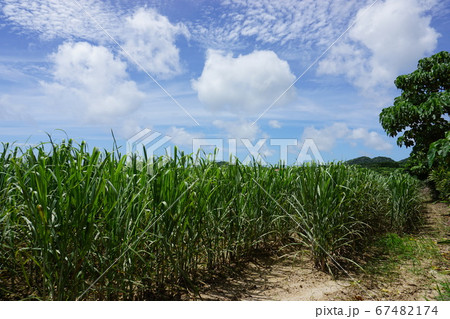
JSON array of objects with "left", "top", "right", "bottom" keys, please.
[
  {"left": 127, "top": 128, "right": 324, "bottom": 165},
  {"left": 192, "top": 138, "right": 324, "bottom": 165},
  {"left": 126, "top": 128, "right": 172, "bottom": 159}
]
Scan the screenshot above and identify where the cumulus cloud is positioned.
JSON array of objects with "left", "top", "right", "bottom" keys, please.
[
  {"left": 348, "top": 128, "right": 393, "bottom": 151},
  {"left": 302, "top": 123, "right": 392, "bottom": 152},
  {"left": 318, "top": 0, "right": 440, "bottom": 92},
  {"left": 192, "top": 50, "right": 296, "bottom": 114},
  {"left": 120, "top": 8, "right": 190, "bottom": 78},
  {"left": 43, "top": 42, "right": 145, "bottom": 120},
  {"left": 2, "top": 1, "right": 188, "bottom": 78}
]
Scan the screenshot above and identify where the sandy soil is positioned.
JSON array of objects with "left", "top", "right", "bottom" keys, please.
[{"left": 191, "top": 253, "right": 352, "bottom": 301}]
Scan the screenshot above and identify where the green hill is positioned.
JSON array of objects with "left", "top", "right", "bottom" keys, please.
[
  {"left": 346, "top": 156, "right": 372, "bottom": 165},
  {"left": 346, "top": 156, "right": 403, "bottom": 169},
  {"left": 371, "top": 156, "right": 396, "bottom": 163}
]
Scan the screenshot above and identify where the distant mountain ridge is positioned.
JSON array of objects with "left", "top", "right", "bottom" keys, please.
[{"left": 346, "top": 156, "right": 407, "bottom": 168}]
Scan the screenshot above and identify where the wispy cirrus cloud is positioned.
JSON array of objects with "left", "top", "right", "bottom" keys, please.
[
  {"left": 0, "top": 94, "right": 28, "bottom": 121},
  {"left": 1, "top": 0, "right": 119, "bottom": 41},
  {"left": 189, "top": 0, "right": 367, "bottom": 50},
  {"left": 268, "top": 120, "right": 282, "bottom": 129}
]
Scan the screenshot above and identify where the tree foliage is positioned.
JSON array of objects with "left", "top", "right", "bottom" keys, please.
[
  {"left": 379, "top": 51, "right": 450, "bottom": 176},
  {"left": 428, "top": 131, "right": 450, "bottom": 168}
]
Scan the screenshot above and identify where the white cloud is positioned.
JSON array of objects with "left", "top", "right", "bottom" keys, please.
[
  {"left": 302, "top": 123, "right": 350, "bottom": 152},
  {"left": 2, "top": 1, "right": 189, "bottom": 78},
  {"left": 166, "top": 126, "right": 203, "bottom": 147},
  {"left": 118, "top": 119, "right": 143, "bottom": 139},
  {"left": 191, "top": 0, "right": 364, "bottom": 49},
  {"left": 349, "top": 128, "right": 393, "bottom": 151},
  {"left": 120, "top": 8, "right": 190, "bottom": 78},
  {"left": 192, "top": 50, "right": 296, "bottom": 114},
  {"left": 43, "top": 42, "right": 145, "bottom": 120},
  {"left": 317, "top": 0, "right": 440, "bottom": 92},
  {"left": 268, "top": 120, "right": 282, "bottom": 128},
  {"left": 0, "top": 64, "right": 36, "bottom": 83},
  {"left": 0, "top": 95, "right": 27, "bottom": 120},
  {"left": 213, "top": 120, "right": 261, "bottom": 141},
  {"left": 1, "top": 0, "right": 117, "bottom": 41},
  {"left": 301, "top": 123, "right": 392, "bottom": 152}
]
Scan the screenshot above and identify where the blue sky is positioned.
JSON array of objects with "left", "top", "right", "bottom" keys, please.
[{"left": 0, "top": 0, "right": 449, "bottom": 164}]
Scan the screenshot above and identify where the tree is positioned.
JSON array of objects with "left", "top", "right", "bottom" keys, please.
[{"left": 379, "top": 51, "right": 450, "bottom": 177}]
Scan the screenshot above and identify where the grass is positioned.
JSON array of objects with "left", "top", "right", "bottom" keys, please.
[
  {"left": 374, "top": 233, "right": 440, "bottom": 263},
  {"left": 436, "top": 281, "right": 450, "bottom": 301},
  {"left": 365, "top": 233, "right": 440, "bottom": 276},
  {"left": 356, "top": 231, "right": 447, "bottom": 301},
  {"left": 0, "top": 139, "right": 422, "bottom": 300}
]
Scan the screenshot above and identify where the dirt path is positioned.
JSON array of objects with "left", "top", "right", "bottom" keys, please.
[
  {"left": 191, "top": 253, "right": 352, "bottom": 301},
  {"left": 187, "top": 190, "right": 449, "bottom": 301}
]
